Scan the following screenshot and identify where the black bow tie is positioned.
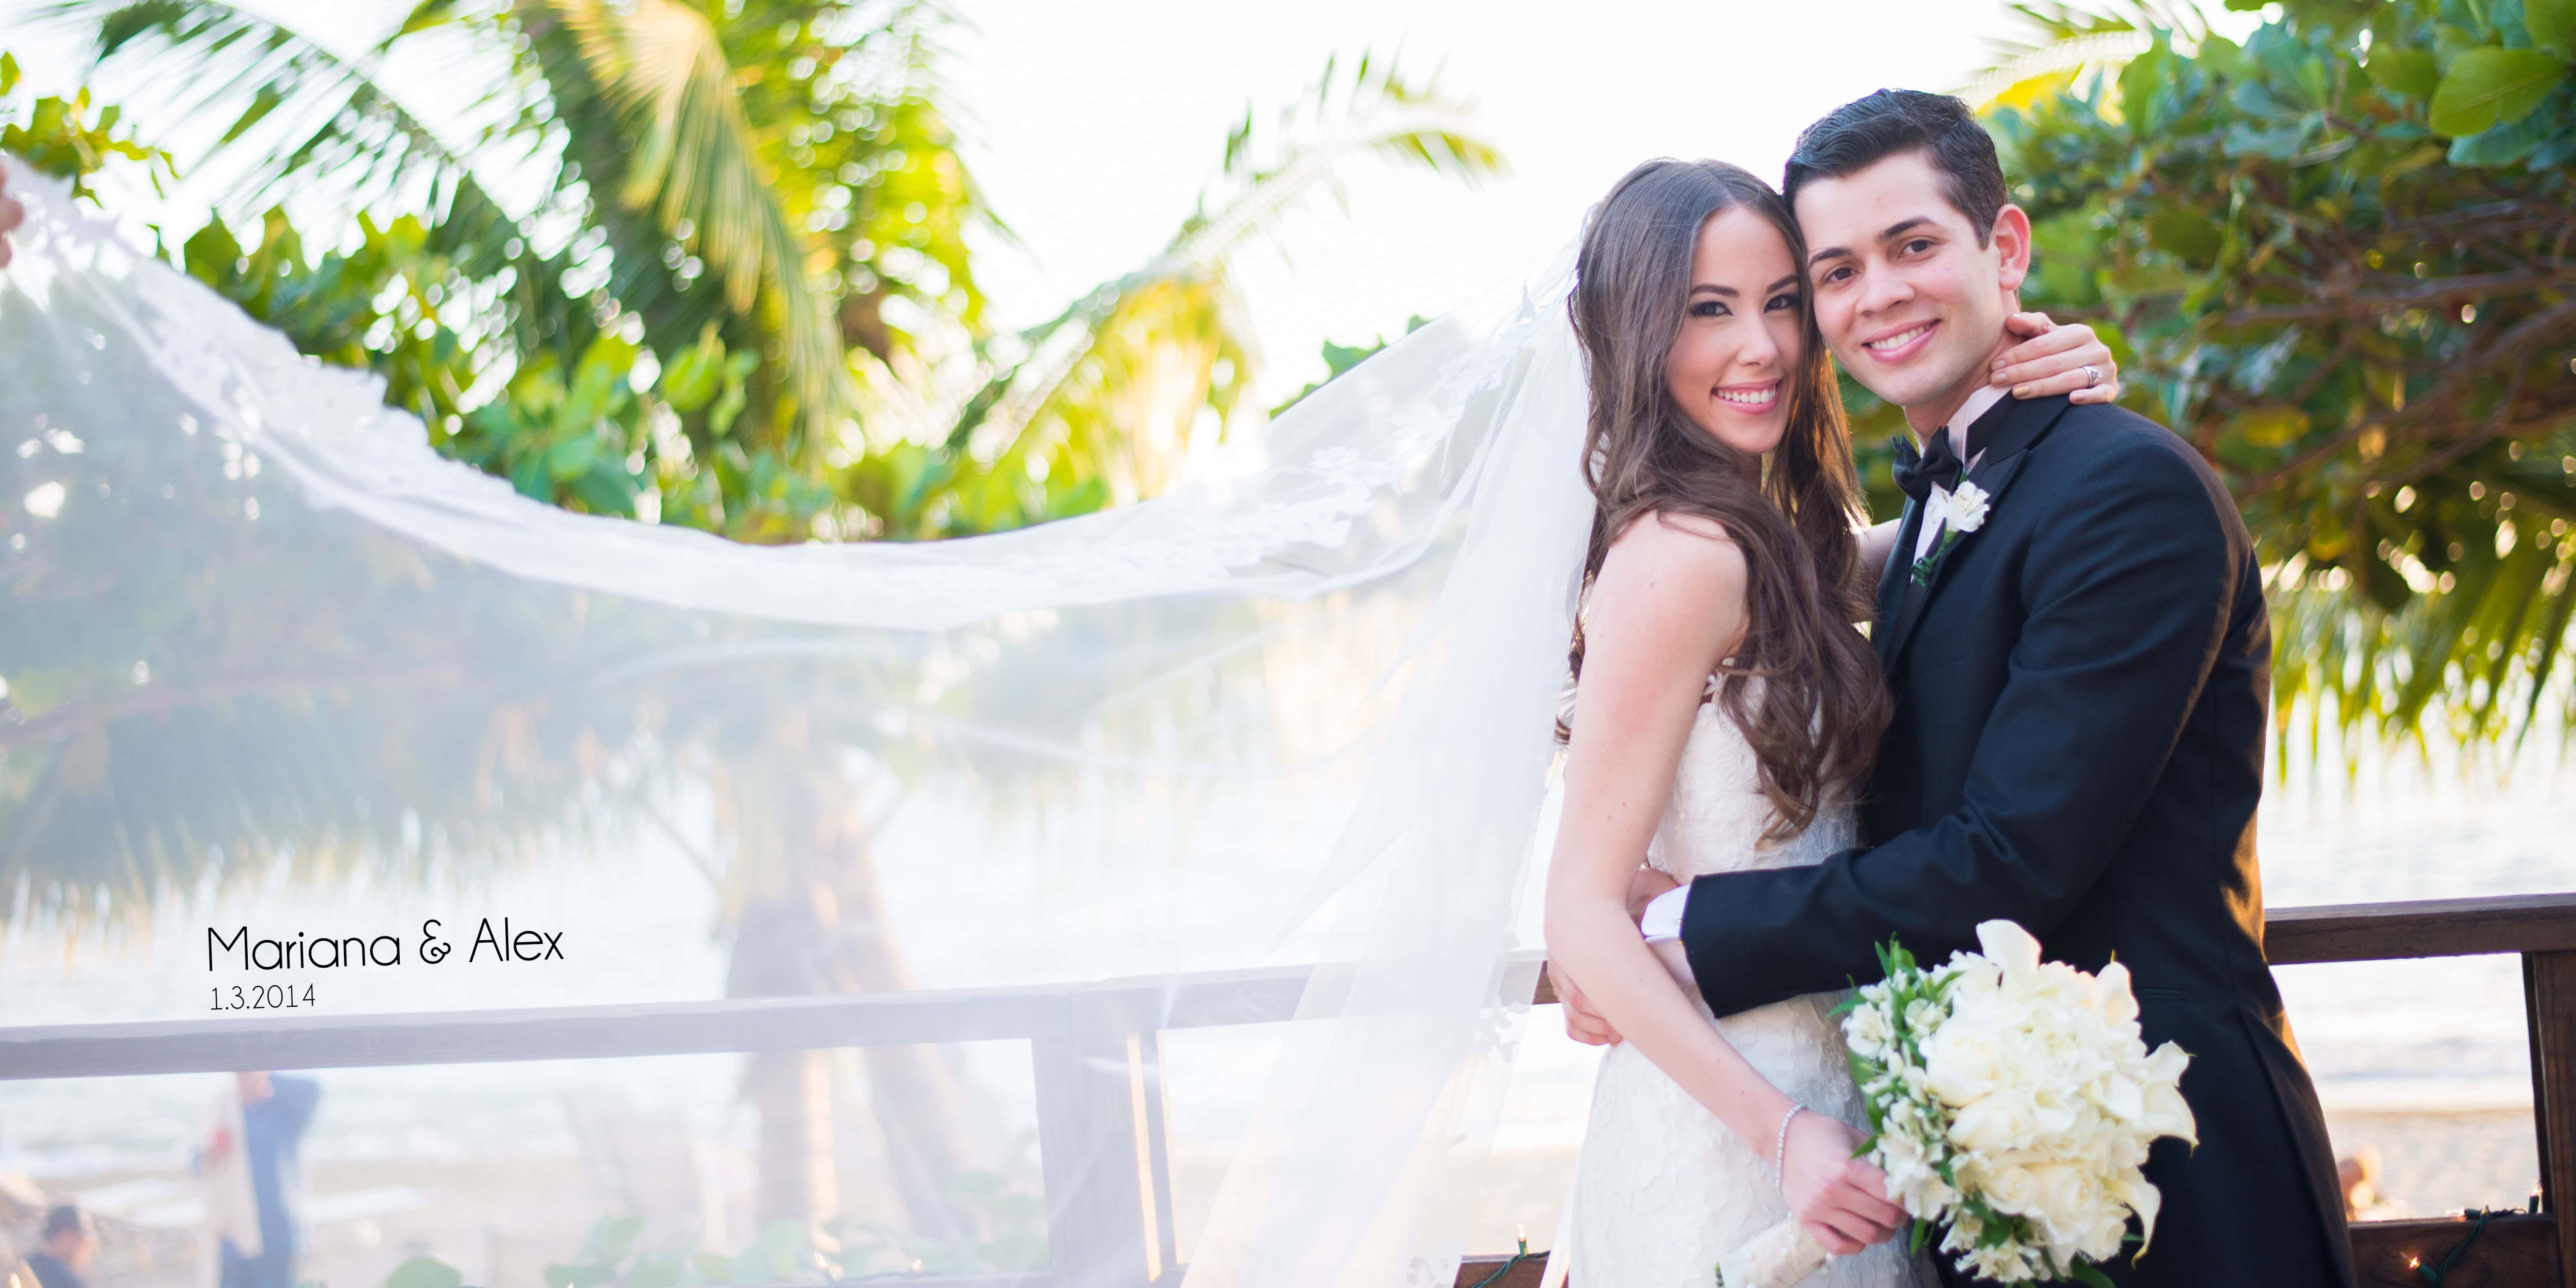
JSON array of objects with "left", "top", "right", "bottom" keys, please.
[{"left": 1890, "top": 431, "right": 1964, "bottom": 504}]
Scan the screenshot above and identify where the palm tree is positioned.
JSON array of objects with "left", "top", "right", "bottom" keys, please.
[{"left": 54, "top": 0, "right": 992, "bottom": 541}]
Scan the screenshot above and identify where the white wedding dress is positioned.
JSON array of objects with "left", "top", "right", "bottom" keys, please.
[{"left": 1546, "top": 682, "right": 1935, "bottom": 1288}]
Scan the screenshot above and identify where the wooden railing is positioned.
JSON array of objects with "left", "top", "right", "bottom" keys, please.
[{"left": 8, "top": 893, "right": 2576, "bottom": 1288}]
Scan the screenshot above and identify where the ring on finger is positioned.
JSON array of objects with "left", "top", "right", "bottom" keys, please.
[{"left": 2082, "top": 365, "right": 2101, "bottom": 388}]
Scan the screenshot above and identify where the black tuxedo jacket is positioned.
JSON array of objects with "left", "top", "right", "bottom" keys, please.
[{"left": 1676, "top": 393, "right": 2354, "bottom": 1286}]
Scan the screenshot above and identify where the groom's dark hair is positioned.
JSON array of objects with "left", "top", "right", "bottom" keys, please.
[{"left": 1782, "top": 90, "right": 2010, "bottom": 246}]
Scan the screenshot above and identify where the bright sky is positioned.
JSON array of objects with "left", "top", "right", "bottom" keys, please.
[
  {"left": 0, "top": 0, "right": 2216, "bottom": 402},
  {"left": 945, "top": 0, "right": 2058, "bottom": 401}
]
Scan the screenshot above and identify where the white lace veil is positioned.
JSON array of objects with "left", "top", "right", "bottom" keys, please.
[{"left": 0, "top": 158, "right": 1594, "bottom": 1285}]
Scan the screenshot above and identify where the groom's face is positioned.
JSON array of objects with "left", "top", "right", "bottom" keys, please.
[{"left": 1792, "top": 150, "right": 2030, "bottom": 418}]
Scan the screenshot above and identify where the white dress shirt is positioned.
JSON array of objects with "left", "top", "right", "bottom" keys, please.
[
  {"left": 1637, "top": 384, "right": 2009, "bottom": 987},
  {"left": 1911, "top": 383, "right": 2006, "bottom": 563}
]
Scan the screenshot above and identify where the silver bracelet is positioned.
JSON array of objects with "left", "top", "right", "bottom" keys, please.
[{"left": 1773, "top": 1103, "right": 1808, "bottom": 1180}]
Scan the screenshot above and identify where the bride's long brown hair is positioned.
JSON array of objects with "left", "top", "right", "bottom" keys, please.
[{"left": 1560, "top": 158, "right": 1888, "bottom": 844}]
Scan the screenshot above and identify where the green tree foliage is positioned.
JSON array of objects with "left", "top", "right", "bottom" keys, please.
[
  {"left": 1270, "top": 314, "right": 1432, "bottom": 416},
  {"left": 0, "top": 52, "right": 170, "bottom": 199},
  {"left": 1969, "top": 0, "right": 2576, "bottom": 755},
  {"left": 46, "top": 0, "right": 993, "bottom": 541},
  {"left": 33, "top": 12, "right": 1502, "bottom": 545}
]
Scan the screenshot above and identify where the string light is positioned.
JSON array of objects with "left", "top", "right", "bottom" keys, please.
[
  {"left": 1464, "top": 1227, "right": 1537, "bottom": 1288},
  {"left": 2414, "top": 1209, "right": 2503, "bottom": 1287}
]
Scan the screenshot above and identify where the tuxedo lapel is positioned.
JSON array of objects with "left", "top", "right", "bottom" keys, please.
[
  {"left": 1878, "top": 394, "right": 2072, "bottom": 667},
  {"left": 1873, "top": 495, "right": 1926, "bottom": 668}
]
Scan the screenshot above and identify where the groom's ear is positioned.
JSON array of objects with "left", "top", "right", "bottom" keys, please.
[{"left": 1989, "top": 203, "right": 2034, "bottom": 296}]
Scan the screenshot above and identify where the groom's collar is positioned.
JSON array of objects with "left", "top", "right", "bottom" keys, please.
[
  {"left": 1937, "top": 385, "right": 2010, "bottom": 469},
  {"left": 1970, "top": 389, "right": 2069, "bottom": 471}
]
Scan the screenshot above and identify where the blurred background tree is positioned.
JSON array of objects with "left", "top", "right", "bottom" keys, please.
[
  {"left": 1926, "top": 0, "right": 2576, "bottom": 760},
  {"left": 1, "top": 5, "right": 1501, "bottom": 1252}
]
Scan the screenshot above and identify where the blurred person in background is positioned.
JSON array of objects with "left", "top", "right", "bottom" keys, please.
[
  {"left": 195, "top": 1072, "right": 321, "bottom": 1288},
  {"left": 21, "top": 1204, "right": 97, "bottom": 1288}
]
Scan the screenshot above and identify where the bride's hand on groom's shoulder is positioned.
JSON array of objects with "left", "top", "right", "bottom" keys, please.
[
  {"left": 1781, "top": 1112, "right": 1907, "bottom": 1256},
  {"left": 1992, "top": 312, "right": 2122, "bottom": 406}
]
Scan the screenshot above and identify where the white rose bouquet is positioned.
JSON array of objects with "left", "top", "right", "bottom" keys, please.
[{"left": 1716, "top": 920, "right": 2197, "bottom": 1288}]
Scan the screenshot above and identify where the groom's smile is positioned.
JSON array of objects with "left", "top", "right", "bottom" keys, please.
[{"left": 1857, "top": 319, "right": 1940, "bottom": 365}]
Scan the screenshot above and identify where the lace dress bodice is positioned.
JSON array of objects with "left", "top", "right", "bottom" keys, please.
[
  {"left": 1545, "top": 684, "right": 1930, "bottom": 1288},
  {"left": 1644, "top": 680, "right": 1857, "bottom": 884}
]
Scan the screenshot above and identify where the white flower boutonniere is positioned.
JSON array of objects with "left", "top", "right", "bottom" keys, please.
[{"left": 1911, "top": 481, "right": 1991, "bottom": 586}]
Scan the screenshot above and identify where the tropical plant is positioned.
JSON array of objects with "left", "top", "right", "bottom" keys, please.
[
  {"left": 1270, "top": 313, "right": 1431, "bottom": 416},
  {"left": 1963, "top": 2, "right": 2187, "bottom": 111},
  {"left": 0, "top": 51, "right": 170, "bottom": 199},
  {"left": 49, "top": 0, "right": 993, "bottom": 541},
  {"left": 849, "top": 52, "right": 1501, "bottom": 537},
  {"left": 1952, "top": 0, "right": 2576, "bottom": 759}
]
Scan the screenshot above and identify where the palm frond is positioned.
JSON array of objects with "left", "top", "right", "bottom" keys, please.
[
  {"left": 49, "top": 0, "right": 595, "bottom": 372},
  {"left": 932, "top": 49, "right": 1505, "bottom": 519},
  {"left": 50, "top": 0, "right": 496, "bottom": 217},
  {"left": 1176, "top": 49, "right": 1504, "bottom": 270},
  {"left": 545, "top": 0, "right": 857, "bottom": 436},
  {"left": 2266, "top": 443, "right": 2576, "bottom": 764},
  {"left": 1961, "top": 2, "right": 2208, "bottom": 110}
]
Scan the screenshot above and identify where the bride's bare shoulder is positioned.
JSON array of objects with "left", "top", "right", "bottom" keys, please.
[
  {"left": 1599, "top": 510, "right": 1746, "bottom": 590},
  {"left": 1589, "top": 510, "right": 1749, "bottom": 644}
]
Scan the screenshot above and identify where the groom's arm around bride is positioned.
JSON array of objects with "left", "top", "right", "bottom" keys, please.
[{"left": 1653, "top": 91, "right": 2353, "bottom": 1286}]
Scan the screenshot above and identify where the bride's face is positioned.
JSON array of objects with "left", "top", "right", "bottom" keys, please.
[{"left": 1663, "top": 206, "right": 1804, "bottom": 457}]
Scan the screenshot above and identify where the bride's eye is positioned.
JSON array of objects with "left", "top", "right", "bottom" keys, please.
[
  {"left": 1765, "top": 292, "right": 1800, "bottom": 313},
  {"left": 1689, "top": 301, "right": 1729, "bottom": 318}
]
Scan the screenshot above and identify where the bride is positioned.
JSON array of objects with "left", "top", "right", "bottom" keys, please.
[{"left": 1538, "top": 158, "right": 2117, "bottom": 1287}]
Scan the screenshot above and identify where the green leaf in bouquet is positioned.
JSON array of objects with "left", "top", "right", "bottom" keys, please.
[{"left": 2071, "top": 1262, "right": 2118, "bottom": 1288}]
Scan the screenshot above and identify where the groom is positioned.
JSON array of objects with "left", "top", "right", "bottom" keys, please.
[{"left": 1579, "top": 91, "right": 2353, "bottom": 1285}]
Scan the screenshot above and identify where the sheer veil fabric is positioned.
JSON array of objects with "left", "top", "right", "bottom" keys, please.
[{"left": 2, "top": 158, "right": 1596, "bottom": 1286}]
